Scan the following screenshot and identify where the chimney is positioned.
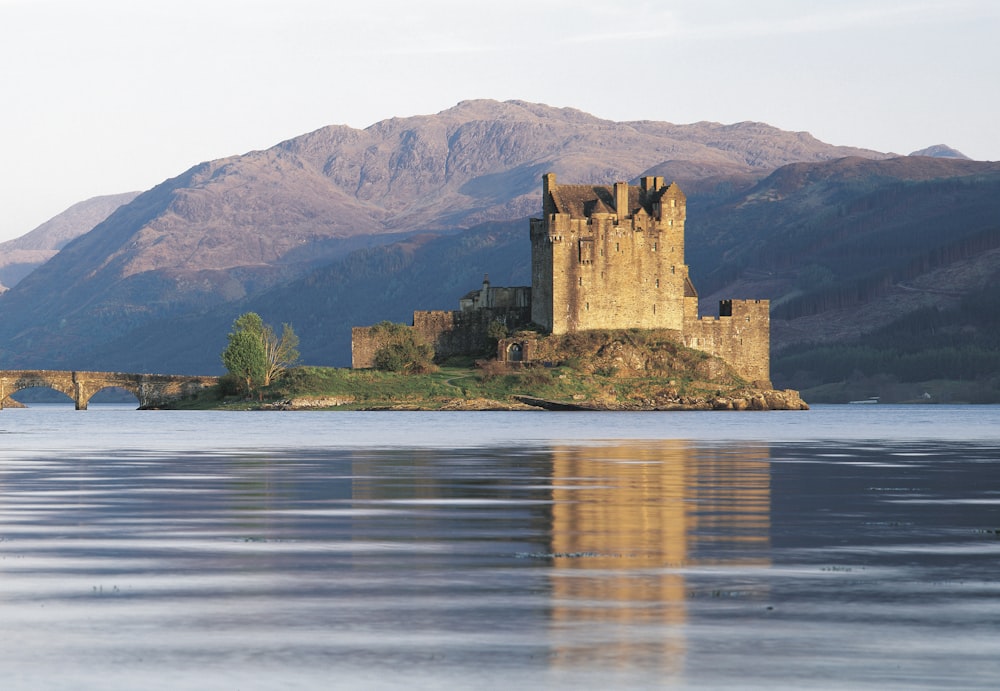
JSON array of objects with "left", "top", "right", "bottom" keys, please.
[
  {"left": 614, "top": 181, "right": 629, "bottom": 219},
  {"left": 542, "top": 173, "right": 557, "bottom": 218}
]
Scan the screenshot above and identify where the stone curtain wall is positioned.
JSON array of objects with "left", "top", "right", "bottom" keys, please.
[
  {"left": 415, "top": 308, "right": 531, "bottom": 359},
  {"left": 683, "top": 300, "right": 771, "bottom": 385},
  {"left": 352, "top": 306, "right": 532, "bottom": 368}
]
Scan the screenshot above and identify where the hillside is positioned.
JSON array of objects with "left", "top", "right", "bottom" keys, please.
[{"left": 0, "top": 191, "right": 138, "bottom": 292}]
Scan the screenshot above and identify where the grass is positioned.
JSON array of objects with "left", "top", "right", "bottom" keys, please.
[
  {"left": 170, "top": 329, "right": 768, "bottom": 410},
  {"left": 170, "top": 361, "right": 752, "bottom": 411}
]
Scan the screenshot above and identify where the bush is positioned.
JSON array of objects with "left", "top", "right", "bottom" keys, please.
[
  {"left": 217, "top": 373, "right": 246, "bottom": 397},
  {"left": 486, "top": 319, "right": 509, "bottom": 351},
  {"left": 477, "top": 359, "right": 509, "bottom": 381},
  {"left": 518, "top": 366, "right": 554, "bottom": 388},
  {"left": 370, "top": 322, "right": 435, "bottom": 373}
]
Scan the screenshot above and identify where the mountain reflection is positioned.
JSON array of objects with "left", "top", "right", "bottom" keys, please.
[{"left": 546, "top": 441, "right": 771, "bottom": 674}]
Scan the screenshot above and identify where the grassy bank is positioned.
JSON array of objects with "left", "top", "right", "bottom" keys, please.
[
  {"left": 170, "top": 361, "right": 767, "bottom": 411},
  {"left": 170, "top": 329, "right": 807, "bottom": 411}
]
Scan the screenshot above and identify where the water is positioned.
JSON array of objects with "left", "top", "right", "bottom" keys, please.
[{"left": 2, "top": 405, "right": 1000, "bottom": 689}]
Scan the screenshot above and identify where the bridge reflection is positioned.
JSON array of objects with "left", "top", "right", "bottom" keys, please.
[{"left": 0, "top": 370, "right": 218, "bottom": 409}]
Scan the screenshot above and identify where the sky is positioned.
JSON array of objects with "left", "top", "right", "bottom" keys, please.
[{"left": 1, "top": 0, "right": 998, "bottom": 242}]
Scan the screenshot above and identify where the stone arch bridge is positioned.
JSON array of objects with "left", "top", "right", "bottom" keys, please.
[{"left": 0, "top": 370, "right": 219, "bottom": 410}]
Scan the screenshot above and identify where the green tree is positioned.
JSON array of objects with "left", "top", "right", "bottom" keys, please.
[
  {"left": 221, "top": 312, "right": 300, "bottom": 394},
  {"left": 263, "top": 322, "right": 300, "bottom": 386},
  {"left": 221, "top": 314, "right": 267, "bottom": 394}
]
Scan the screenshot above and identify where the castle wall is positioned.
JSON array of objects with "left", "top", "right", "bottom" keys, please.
[
  {"left": 352, "top": 306, "right": 532, "bottom": 368},
  {"left": 683, "top": 300, "right": 771, "bottom": 385},
  {"left": 530, "top": 219, "right": 554, "bottom": 330},
  {"left": 414, "top": 307, "right": 531, "bottom": 359},
  {"left": 351, "top": 326, "right": 383, "bottom": 369}
]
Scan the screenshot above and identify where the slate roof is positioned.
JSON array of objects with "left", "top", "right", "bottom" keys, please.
[{"left": 549, "top": 184, "right": 667, "bottom": 218}]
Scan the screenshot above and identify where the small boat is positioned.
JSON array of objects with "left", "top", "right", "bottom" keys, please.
[{"left": 848, "top": 396, "right": 880, "bottom": 404}]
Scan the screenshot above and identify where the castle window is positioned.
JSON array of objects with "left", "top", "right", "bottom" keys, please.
[
  {"left": 616, "top": 242, "right": 620, "bottom": 252},
  {"left": 653, "top": 304, "right": 656, "bottom": 314},
  {"left": 652, "top": 242, "right": 657, "bottom": 251},
  {"left": 585, "top": 302, "right": 589, "bottom": 311},
  {"left": 655, "top": 279, "right": 660, "bottom": 288},
  {"left": 579, "top": 277, "right": 583, "bottom": 286}
]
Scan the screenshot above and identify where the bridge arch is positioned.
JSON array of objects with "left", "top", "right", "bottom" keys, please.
[
  {"left": 1, "top": 370, "right": 219, "bottom": 410},
  {"left": 0, "top": 371, "right": 79, "bottom": 407}
]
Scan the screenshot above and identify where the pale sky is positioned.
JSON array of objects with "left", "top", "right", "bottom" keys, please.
[{"left": 1, "top": 0, "right": 997, "bottom": 242}]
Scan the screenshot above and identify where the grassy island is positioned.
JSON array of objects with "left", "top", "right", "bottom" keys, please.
[{"left": 172, "top": 330, "right": 808, "bottom": 411}]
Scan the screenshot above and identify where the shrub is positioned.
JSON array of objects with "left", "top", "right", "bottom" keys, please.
[
  {"left": 217, "top": 373, "right": 246, "bottom": 397},
  {"left": 477, "top": 359, "right": 509, "bottom": 381},
  {"left": 370, "top": 322, "right": 435, "bottom": 373}
]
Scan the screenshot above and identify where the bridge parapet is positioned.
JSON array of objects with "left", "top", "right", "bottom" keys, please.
[{"left": 0, "top": 370, "right": 219, "bottom": 410}]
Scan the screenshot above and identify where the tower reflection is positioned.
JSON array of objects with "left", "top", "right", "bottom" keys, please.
[{"left": 546, "top": 441, "right": 771, "bottom": 676}]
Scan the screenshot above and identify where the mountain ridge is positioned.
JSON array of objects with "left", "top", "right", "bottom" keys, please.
[{"left": 0, "top": 99, "right": 995, "bottom": 396}]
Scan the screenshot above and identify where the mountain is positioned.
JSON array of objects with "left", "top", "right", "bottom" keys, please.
[
  {"left": 2, "top": 99, "right": 996, "bottom": 398},
  {"left": 0, "top": 100, "right": 892, "bottom": 369},
  {"left": 909, "top": 144, "right": 970, "bottom": 159},
  {"left": 0, "top": 192, "right": 139, "bottom": 292}
]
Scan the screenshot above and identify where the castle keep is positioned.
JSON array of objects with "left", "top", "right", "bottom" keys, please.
[
  {"left": 531, "top": 173, "right": 695, "bottom": 333},
  {"left": 352, "top": 173, "right": 771, "bottom": 385}
]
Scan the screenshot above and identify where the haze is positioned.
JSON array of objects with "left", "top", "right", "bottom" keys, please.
[{"left": 1, "top": 0, "right": 997, "bottom": 242}]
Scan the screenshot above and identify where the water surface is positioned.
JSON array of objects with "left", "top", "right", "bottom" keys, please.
[{"left": 2, "top": 405, "right": 999, "bottom": 688}]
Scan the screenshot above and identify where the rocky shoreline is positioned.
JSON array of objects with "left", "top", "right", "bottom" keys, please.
[{"left": 260, "top": 388, "right": 809, "bottom": 412}]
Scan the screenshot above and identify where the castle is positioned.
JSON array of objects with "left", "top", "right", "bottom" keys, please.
[{"left": 352, "top": 173, "right": 771, "bottom": 385}]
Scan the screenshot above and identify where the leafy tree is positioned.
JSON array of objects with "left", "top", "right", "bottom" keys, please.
[
  {"left": 221, "top": 312, "right": 300, "bottom": 394},
  {"left": 263, "top": 322, "right": 300, "bottom": 386},
  {"left": 221, "top": 314, "right": 267, "bottom": 394}
]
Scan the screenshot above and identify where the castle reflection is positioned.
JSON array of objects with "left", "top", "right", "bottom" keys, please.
[
  {"left": 545, "top": 441, "right": 771, "bottom": 676},
  {"left": 341, "top": 441, "right": 771, "bottom": 677}
]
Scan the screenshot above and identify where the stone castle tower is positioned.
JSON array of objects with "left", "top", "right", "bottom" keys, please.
[
  {"left": 527, "top": 173, "right": 771, "bottom": 384},
  {"left": 530, "top": 173, "right": 696, "bottom": 333}
]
